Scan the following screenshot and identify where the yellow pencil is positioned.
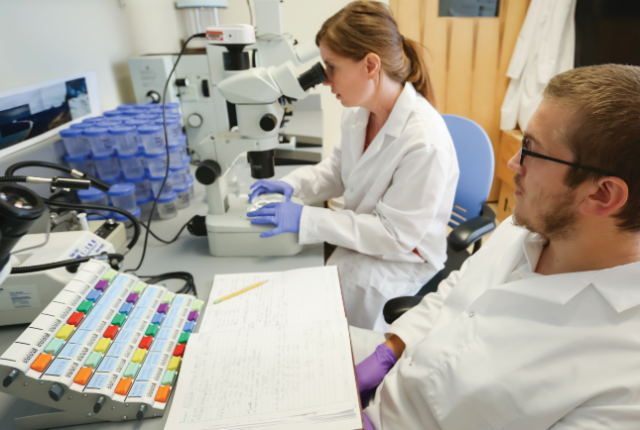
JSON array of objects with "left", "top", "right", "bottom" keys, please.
[{"left": 213, "top": 280, "right": 268, "bottom": 304}]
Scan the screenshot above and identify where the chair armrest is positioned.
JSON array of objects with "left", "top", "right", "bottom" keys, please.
[
  {"left": 480, "top": 201, "right": 496, "bottom": 221},
  {"left": 383, "top": 296, "right": 423, "bottom": 324},
  {"left": 448, "top": 211, "right": 496, "bottom": 253}
]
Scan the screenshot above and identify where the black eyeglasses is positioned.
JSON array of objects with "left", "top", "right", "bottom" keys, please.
[{"left": 520, "top": 137, "right": 616, "bottom": 176}]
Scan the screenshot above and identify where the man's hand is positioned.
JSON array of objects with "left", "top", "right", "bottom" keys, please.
[
  {"left": 383, "top": 335, "right": 406, "bottom": 359},
  {"left": 356, "top": 344, "right": 398, "bottom": 395}
]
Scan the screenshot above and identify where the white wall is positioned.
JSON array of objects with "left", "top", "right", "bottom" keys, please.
[{"left": 0, "top": 0, "right": 137, "bottom": 111}]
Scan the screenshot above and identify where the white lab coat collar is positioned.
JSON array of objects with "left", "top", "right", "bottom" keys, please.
[
  {"left": 349, "top": 82, "right": 417, "bottom": 139},
  {"left": 347, "top": 83, "right": 418, "bottom": 168},
  {"left": 493, "top": 230, "right": 640, "bottom": 313}
]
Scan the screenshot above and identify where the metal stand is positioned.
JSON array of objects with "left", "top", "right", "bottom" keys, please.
[{"left": 15, "top": 411, "right": 104, "bottom": 430}]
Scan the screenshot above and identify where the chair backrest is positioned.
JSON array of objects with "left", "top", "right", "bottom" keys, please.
[{"left": 442, "top": 114, "right": 495, "bottom": 228}]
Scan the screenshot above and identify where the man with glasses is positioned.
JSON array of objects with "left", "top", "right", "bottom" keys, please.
[{"left": 350, "top": 64, "right": 640, "bottom": 429}]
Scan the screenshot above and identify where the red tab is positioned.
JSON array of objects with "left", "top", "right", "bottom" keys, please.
[
  {"left": 173, "top": 343, "right": 186, "bottom": 357},
  {"left": 139, "top": 336, "right": 153, "bottom": 350},
  {"left": 67, "top": 312, "right": 85, "bottom": 327},
  {"left": 103, "top": 325, "right": 119, "bottom": 339}
]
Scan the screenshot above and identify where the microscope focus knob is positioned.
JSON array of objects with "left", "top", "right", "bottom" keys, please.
[
  {"left": 175, "top": 78, "right": 190, "bottom": 87},
  {"left": 196, "top": 160, "right": 222, "bottom": 185},
  {"left": 188, "top": 114, "right": 203, "bottom": 128},
  {"left": 145, "top": 91, "right": 161, "bottom": 104},
  {"left": 259, "top": 114, "right": 278, "bottom": 132}
]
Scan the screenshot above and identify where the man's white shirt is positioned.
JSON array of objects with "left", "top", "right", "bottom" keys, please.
[{"left": 365, "top": 217, "right": 640, "bottom": 430}]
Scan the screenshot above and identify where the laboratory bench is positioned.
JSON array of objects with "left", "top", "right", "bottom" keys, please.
[{"left": 0, "top": 164, "right": 324, "bottom": 430}]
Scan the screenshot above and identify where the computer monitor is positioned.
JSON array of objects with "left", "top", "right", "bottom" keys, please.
[{"left": 0, "top": 72, "right": 100, "bottom": 157}]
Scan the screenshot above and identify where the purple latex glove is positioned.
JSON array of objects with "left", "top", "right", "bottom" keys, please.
[
  {"left": 249, "top": 180, "right": 294, "bottom": 202},
  {"left": 247, "top": 201, "right": 303, "bottom": 238},
  {"left": 356, "top": 344, "right": 397, "bottom": 395},
  {"left": 364, "top": 413, "right": 375, "bottom": 430}
]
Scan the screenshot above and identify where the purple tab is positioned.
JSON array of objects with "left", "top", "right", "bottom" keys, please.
[
  {"left": 94, "top": 280, "right": 109, "bottom": 291},
  {"left": 157, "top": 303, "right": 169, "bottom": 314},
  {"left": 187, "top": 311, "right": 199, "bottom": 322},
  {"left": 126, "top": 293, "right": 139, "bottom": 304}
]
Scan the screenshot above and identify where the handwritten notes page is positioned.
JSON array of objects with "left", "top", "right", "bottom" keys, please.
[{"left": 164, "top": 266, "right": 363, "bottom": 430}]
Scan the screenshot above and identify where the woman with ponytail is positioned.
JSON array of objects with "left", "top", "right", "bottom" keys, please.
[{"left": 248, "top": 1, "right": 459, "bottom": 332}]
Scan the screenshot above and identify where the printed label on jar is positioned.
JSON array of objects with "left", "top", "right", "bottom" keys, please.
[
  {"left": 162, "top": 202, "right": 177, "bottom": 216},
  {"left": 177, "top": 192, "right": 189, "bottom": 206},
  {"left": 100, "top": 135, "right": 114, "bottom": 150},
  {"left": 152, "top": 135, "right": 165, "bottom": 149}
]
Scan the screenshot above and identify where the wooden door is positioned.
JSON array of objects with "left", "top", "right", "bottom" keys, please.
[{"left": 390, "top": 0, "right": 530, "bottom": 200}]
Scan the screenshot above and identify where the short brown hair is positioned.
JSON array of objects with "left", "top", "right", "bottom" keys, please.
[
  {"left": 544, "top": 64, "right": 640, "bottom": 232},
  {"left": 316, "top": 1, "right": 436, "bottom": 107}
]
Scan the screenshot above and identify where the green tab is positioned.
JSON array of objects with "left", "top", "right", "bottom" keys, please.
[
  {"left": 178, "top": 332, "right": 190, "bottom": 344},
  {"left": 84, "top": 351, "right": 103, "bottom": 368},
  {"left": 102, "top": 270, "right": 118, "bottom": 281},
  {"left": 161, "top": 370, "right": 176, "bottom": 386},
  {"left": 123, "top": 362, "right": 140, "bottom": 379},
  {"left": 161, "top": 292, "right": 175, "bottom": 304},
  {"left": 44, "top": 338, "right": 64, "bottom": 355},
  {"left": 111, "top": 313, "right": 126, "bottom": 327},
  {"left": 145, "top": 324, "right": 159, "bottom": 337},
  {"left": 132, "top": 282, "right": 147, "bottom": 294},
  {"left": 77, "top": 300, "right": 93, "bottom": 313},
  {"left": 191, "top": 300, "right": 204, "bottom": 311}
]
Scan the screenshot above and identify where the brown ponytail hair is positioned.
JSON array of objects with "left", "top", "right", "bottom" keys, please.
[{"left": 316, "top": 1, "right": 436, "bottom": 108}]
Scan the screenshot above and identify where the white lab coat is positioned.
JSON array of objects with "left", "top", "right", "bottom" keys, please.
[
  {"left": 500, "top": 0, "right": 576, "bottom": 132},
  {"left": 363, "top": 217, "right": 640, "bottom": 430},
  {"left": 281, "top": 83, "right": 459, "bottom": 331}
]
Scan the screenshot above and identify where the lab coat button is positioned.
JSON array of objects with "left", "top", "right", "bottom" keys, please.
[{"left": 469, "top": 311, "right": 475, "bottom": 317}]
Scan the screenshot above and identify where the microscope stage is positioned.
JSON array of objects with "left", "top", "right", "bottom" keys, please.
[{"left": 205, "top": 194, "right": 303, "bottom": 257}]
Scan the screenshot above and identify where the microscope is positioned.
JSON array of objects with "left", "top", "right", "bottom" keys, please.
[
  {"left": 194, "top": 25, "right": 327, "bottom": 257},
  {"left": 0, "top": 181, "right": 118, "bottom": 325}
]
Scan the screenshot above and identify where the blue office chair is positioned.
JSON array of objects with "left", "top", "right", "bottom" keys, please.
[{"left": 383, "top": 114, "right": 497, "bottom": 323}]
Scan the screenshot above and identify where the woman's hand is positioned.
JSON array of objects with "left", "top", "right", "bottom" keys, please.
[
  {"left": 247, "top": 201, "right": 303, "bottom": 238},
  {"left": 249, "top": 180, "right": 294, "bottom": 202}
]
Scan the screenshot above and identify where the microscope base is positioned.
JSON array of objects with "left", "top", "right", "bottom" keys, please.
[{"left": 205, "top": 194, "right": 303, "bottom": 257}]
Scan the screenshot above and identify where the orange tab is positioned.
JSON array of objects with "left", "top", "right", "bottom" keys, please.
[
  {"left": 155, "top": 385, "right": 171, "bottom": 403},
  {"left": 115, "top": 377, "right": 132, "bottom": 396},
  {"left": 73, "top": 367, "right": 93, "bottom": 385},
  {"left": 30, "top": 353, "right": 52, "bottom": 372}
]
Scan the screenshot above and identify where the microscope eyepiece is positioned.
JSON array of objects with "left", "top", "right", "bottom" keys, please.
[
  {"left": 298, "top": 62, "right": 328, "bottom": 92},
  {"left": 0, "top": 183, "right": 45, "bottom": 274},
  {"left": 0, "top": 183, "right": 45, "bottom": 237}
]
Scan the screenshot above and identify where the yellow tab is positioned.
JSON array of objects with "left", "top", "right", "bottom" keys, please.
[
  {"left": 131, "top": 348, "right": 147, "bottom": 364},
  {"left": 55, "top": 325, "right": 75, "bottom": 341},
  {"left": 167, "top": 356, "right": 181, "bottom": 372},
  {"left": 94, "top": 338, "right": 111, "bottom": 354}
]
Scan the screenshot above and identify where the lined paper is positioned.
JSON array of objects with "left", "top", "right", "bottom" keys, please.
[{"left": 165, "top": 266, "right": 362, "bottom": 430}]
